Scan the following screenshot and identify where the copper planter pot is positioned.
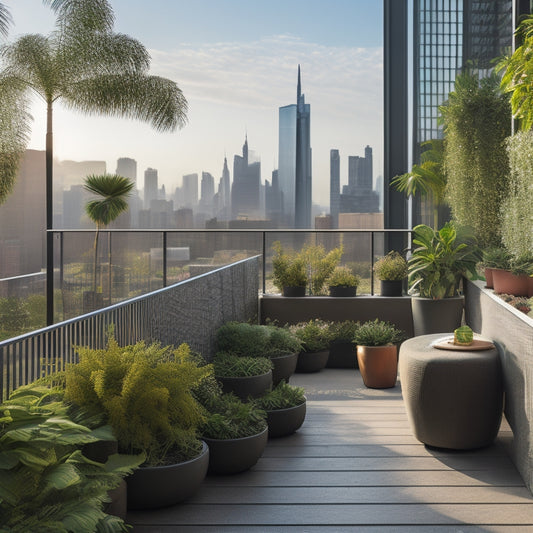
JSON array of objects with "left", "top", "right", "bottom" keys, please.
[
  {"left": 492, "top": 269, "right": 530, "bottom": 297},
  {"left": 356, "top": 344, "right": 398, "bottom": 389}
]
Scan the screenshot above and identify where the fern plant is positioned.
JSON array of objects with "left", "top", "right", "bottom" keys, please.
[
  {"left": 254, "top": 382, "right": 305, "bottom": 411},
  {"left": 213, "top": 352, "right": 273, "bottom": 377},
  {"left": 65, "top": 337, "right": 212, "bottom": 466},
  {"left": 0, "top": 383, "right": 142, "bottom": 533}
]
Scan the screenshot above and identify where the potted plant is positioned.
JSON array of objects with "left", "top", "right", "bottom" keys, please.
[
  {"left": 298, "top": 243, "right": 343, "bottom": 295},
  {"left": 196, "top": 381, "right": 268, "bottom": 475},
  {"left": 83, "top": 174, "right": 134, "bottom": 312},
  {"left": 0, "top": 380, "right": 142, "bottom": 531},
  {"left": 373, "top": 251, "right": 408, "bottom": 297},
  {"left": 254, "top": 381, "right": 306, "bottom": 438},
  {"left": 481, "top": 247, "right": 511, "bottom": 289},
  {"left": 272, "top": 241, "right": 307, "bottom": 296},
  {"left": 408, "top": 223, "right": 481, "bottom": 335},
  {"left": 327, "top": 320, "right": 360, "bottom": 368},
  {"left": 213, "top": 351, "right": 273, "bottom": 400},
  {"left": 290, "top": 319, "right": 332, "bottom": 373},
  {"left": 327, "top": 266, "right": 360, "bottom": 297},
  {"left": 215, "top": 322, "right": 302, "bottom": 385},
  {"left": 492, "top": 254, "right": 533, "bottom": 297},
  {"left": 64, "top": 336, "right": 212, "bottom": 510},
  {"left": 352, "top": 319, "right": 405, "bottom": 389}
]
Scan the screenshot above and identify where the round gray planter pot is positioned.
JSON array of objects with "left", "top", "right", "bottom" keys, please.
[
  {"left": 380, "top": 280, "right": 403, "bottom": 297},
  {"left": 327, "top": 341, "right": 358, "bottom": 368},
  {"left": 271, "top": 352, "right": 298, "bottom": 385},
  {"left": 127, "top": 441, "right": 209, "bottom": 510},
  {"left": 217, "top": 370, "right": 273, "bottom": 400},
  {"left": 411, "top": 296, "right": 464, "bottom": 336},
  {"left": 295, "top": 350, "right": 329, "bottom": 373},
  {"left": 266, "top": 400, "right": 306, "bottom": 438},
  {"left": 204, "top": 427, "right": 268, "bottom": 475}
]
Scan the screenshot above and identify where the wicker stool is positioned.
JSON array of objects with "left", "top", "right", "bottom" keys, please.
[{"left": 399, "top": 334, "right": 503, "bottom": 450}]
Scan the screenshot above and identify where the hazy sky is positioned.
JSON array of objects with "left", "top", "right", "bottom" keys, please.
[{"left": 4, "top": 0, "right": 383, "bottom": 207}]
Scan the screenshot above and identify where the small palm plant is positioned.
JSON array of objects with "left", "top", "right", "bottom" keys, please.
[{"left": 84, "top": 174, "right": 134, "bottom": 298}]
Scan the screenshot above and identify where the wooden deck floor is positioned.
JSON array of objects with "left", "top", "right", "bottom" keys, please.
[{"left": 128, "top": 369, "right": 533, "bottom": 532}]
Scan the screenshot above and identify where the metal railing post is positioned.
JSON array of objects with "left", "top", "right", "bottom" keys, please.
[{"left": 163, "top": 231, "right": 168, "bottom": 287}]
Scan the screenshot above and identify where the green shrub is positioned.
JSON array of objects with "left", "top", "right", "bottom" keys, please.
[
  {"left": 299, "top": 244, "right": 343, "bottom": 294},
  {"left": 352, "top": 319, "right": 405, "bottom": 347},
  {"left": 290, "top": 319, "right": 333, "bottom": 352},
  {"left": 482, "top": 247, "right": 511, "bottom": 269},
  {"left": 254, "top": 381, "right": 305, "bottom": 410},
  {"left": 213, "top": 352, "right": 272, "bottom": 377},
  {"left": 65, "top": 337, "right": 212, "bottom": 466},
  {"left": 328, "top": 321, "right": 360, "bottom": 343},
  {"left": 373, "top": 251, "right": 408, "bottom": 281},
  {"left": 271, "top": 241, "right": 307, "bottom": 290},
  {"left": 199, "top": 393, "right": 267, "bottom": 440},
  {"left": 327, "top": 266, "right": 360, "bottom": 287}
]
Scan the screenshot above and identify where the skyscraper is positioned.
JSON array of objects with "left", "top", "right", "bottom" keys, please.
[
  {"left": 199, "top": 171, "right": 215, "bottom": 216},
  {"left": 231, "top": 136, "right": 261, "bottom": 219},
  {"left": 278, "top": 66, "right": 312, "bottom": 228},
  {"left": 116, "top": 157, "right": 137, "bottom": 184},
  {"left": 143, "top": 168, "right": 158, "bottom": 209},
  {"left": 329, "top": 149, "right": 340, "bottom": 228},
  {"left": 182, "top": 173, "right": 199, "bottom": 209}
]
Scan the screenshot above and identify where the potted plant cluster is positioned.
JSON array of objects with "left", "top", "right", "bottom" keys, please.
[
  {"left": 272, "top": 241, "right": 307, "bottom": 296},
  {"left": 352, "top": 319, "right": 405, "bottom": 389},
  {"left": 327, "top": 320, "right": 360, "bottom": 368},
  {"left": 374, "top": 251, "right": 408, "bottom": 297},
  {"left": 299, "top": 243, "right": 343, "bottom": 295},
  {"left": 64, "top": 336, "right": 212, "bottom": 510},
  {"left": 194, "top": 374, "right": 268, "bottom": 475},
  {"left": 0, "top": 379, "right": 142, "bottom": 531},
  {"left": 213, "top": 351, "right": 273, "bottom": 400},
  {"left": 408, "top": 223, "right": 481, "bottom": 335},
  {"left": 215, "top": 322, "right": 302, "bottom": 385},
  {"left": 290, "top": 319, "right": 332, "bottom": 373},
  {"left": 254, "top": 381, "right": 306, "bottom": 438},
  {"left": 327, "top": 266, "right": 360, "bottom": 297}
]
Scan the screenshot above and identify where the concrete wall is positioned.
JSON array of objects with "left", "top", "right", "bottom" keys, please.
[
  {"left": 465, "top": 280, "right": 533, "bottom": 493},
  {"left": 260, "top": 295, "right": 414, "bottom": 338}
]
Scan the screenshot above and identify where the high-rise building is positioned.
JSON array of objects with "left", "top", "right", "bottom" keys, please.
[
  {"left": 144, "top": 168, "right": 158, "bottom": 209},
  {"left": 116, "top": 157, "right": 137, "bottom": 184},
  {"left": 278, "top": 66, "right": 312, "bottom": 228},
  {"left": 329, "top": 149, "right": 340, "bottom": 228},
  {"left": 412, "top": 0, "right": 512, "bottom": 225},
  {"left": 265, "top": 169, "right": 283, "bottom": 224},
  {"left": 182, "top": 173, "right": 199, "bottom": 209},
  {"left": 231, "top": 136, "right": 261, "bottom": 219},
  {"left": 199, "top": 172, "right": 215, "bottom": 216},
  {"left": 222, "top": 156, "right": 230, "bottom": 211}
]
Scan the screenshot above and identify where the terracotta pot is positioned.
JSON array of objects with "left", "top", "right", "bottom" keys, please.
[
  {"left": 282, "top": 286, "right": 306, "bottom": 297},
  {"left": 380, "top": 280, "right": 403, "bottom": 297},
  {"left": 356, "top": 344, "right": 398, "bottom": 389},
  {"left": 329, "top": 285, "right": 357, "bottom": 297},
  {"left": 295, "top": 350, "right": 329, "bottom": 373},
  {"left": 484, "top": 267, "right": 495, "bottom": 289},
  {"left": 529, "top": 276, "right": 533, "bottom": 298},
  {"left": 492, "top": 269, "right": 529, "bottom": 297}
]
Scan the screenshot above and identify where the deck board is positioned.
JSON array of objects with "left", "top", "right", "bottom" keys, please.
[{"left": 127, "top": 368, "right": 533, "bottom": 531}]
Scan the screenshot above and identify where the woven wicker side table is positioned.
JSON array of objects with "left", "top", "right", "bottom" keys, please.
[{"left": 399, "top": 333, "right": 503, "bottom": 450}]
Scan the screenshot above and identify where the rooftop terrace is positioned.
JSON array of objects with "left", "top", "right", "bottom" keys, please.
[{"left": 128, "top": 368, "right": 533, "bottom": 532}]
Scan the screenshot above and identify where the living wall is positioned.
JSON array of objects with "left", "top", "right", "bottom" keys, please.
[
  {"left": 440, "top": 71, "right": 511, "bottom": 248},
  {"left": 501, "top": 131, "right": 533, "bottom": 259}
]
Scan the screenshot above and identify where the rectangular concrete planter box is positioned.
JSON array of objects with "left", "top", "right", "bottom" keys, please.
[
  {"left": 465, "top": 279, "right": 533, "bottom": 494},
  {"left": 259, "top": 295, "right": 414, "bottom": 338}
]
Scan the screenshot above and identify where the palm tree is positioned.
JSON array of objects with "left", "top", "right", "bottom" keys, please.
[
  {"left": 0, "top": 2, "right": 12, "bottom": 38},
  {"left": 0, "top": 0, "right": 187, "bottom": 323},
  {"left": 391, "top": 139, "right": 446, "bottom": 229},
  {"left": 84, "top": 174, "right": 134, "bottom": 308}
]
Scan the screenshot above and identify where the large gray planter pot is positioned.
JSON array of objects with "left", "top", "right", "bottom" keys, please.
[
  {"left": 271, "top": 352, "right": 298, "bottom": 385},
  {"left": 295, "top": 350, "right": 329, "bottom": 373},
  {"left": 266, "top": 400, "right": 306, "bottom": 438},
  {"left": 411, "top": 296, "right": 464, "bottom": 336},
  {"left": 327, "top": 341, "right": 358, "bottom": 368},
  {"left": 204, "top": 427, "right": 268, "bottom": 474},
  {"left": 127, "top": 441, "right": 209, "bottom": 510},
  {"left": 217, "top": 370, "right": 273, "bottom": 400}
]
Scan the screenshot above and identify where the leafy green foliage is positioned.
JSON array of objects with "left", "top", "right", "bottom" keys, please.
[
  {"left": 254, "top": 382, "right": 305, "bottom": 411},
  {"left": 408, "top": 223, "right": 482, "bottom": 299},
  {"left": 199, "top": 392, "right": 267, "bottom": 440},
  {"left": 501, "top": 131, "right": 533, "bottom": 260},
  {"left": 271, "top": 241, "right": 307, "bottom": 290},
  {"left": 440, "top": 71, "right": 511, "bottom": 248},
  {"left": 65, "top": 338, "right": 212, "bottom": 466},
  {"left": 328, "top": 321, "right": 360, "bottom": 343},
  {"left": 327, "top": 266, "right": 360, "bottom": 288},
  {"left": 352, "top": 319, "right": 405, "bottom": 347},
  {"left": 215, "top": 322, "right": 301, "bottom": 358},
  {"left": 290, "top": 319, "right": 333, "bottom": 352},
  {"left": 299, "top": 244, "right": 343, "bottom": 294},
  {"left": 498, "top": 15, "right": 533, "bottom": 131},
  {"left": 213, "top": 352, "right": 272, "bottom": 378},
  {"left": 482, "top": 247, "right": 512, "bottom": 269},
  {"left": 373, "top": 251, "right": 408, "bottom": 281},
  {"left": 0, "top": 383, "right": 141, "bottom": 532}
]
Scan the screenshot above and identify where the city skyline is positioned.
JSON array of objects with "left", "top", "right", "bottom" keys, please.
[{"left": 2, "top": 0, "right": 383, "bottom": 205}]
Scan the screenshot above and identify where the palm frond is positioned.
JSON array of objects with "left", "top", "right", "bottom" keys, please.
[
  {"left": 64, "top": 73, "right": 188, "bottom": 131},
  {"left": 0, "top": 2, "right": 13, "bottom": 38},
  {"left": 44, "top": 0, "right": 114, "bottom": 34}
]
